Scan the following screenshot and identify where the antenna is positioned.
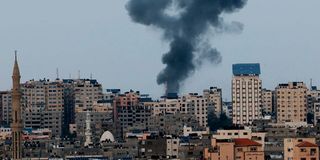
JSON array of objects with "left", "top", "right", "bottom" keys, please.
[
  {"left": 14, "top": 50, "right": 18, "bottom": 61},
  {"left": 56, "top": 68, "right": 60, "bottom": 80},
  {"left": 78, "top": 70, "right": 80, "bottom": 79},
  {"left": 90, "top": 73, "right": 93, "bottom": 79}
]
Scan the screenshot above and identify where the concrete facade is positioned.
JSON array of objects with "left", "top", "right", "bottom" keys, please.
[
  {"left": 232, "top": 63, "right": 262, "bottom": 126},
  {"left": 262, "top": 89, "right": 273, "bottom": 116},
  {"left": 203, "top": 87, "right": 222, "bottom": 117},
  {"left": 21, "top": 79, "right": 64, "bottom": 137},
  {"left": 284, "top": 138, "right": 318, "bottom": 160},
  {"left": 276, "top": 82, "right": 308, "bottom": 123}
]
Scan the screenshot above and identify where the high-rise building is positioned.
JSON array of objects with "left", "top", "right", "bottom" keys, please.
[
  {"left": 21, "top": 79, "right": 64, "bottom": 137},
  {"left": 261, "top": 89, "right": 273, "bottom": 116},
  {"left": 232, "top": 63, "right": 262, "bottom": 126},
  {"left": 183, "top": 94, "right": 208, "bottom": 127},
  {"left": 63, "top": 79, "right": 103, "bottom": 137},
  {"left": 73, "top": 79, "right": 103, "bottom": 112},
  {"left": 307, "top": 86, "right": 320, "bottom": 124},
  {"left": 147, "top": 93, "right": 209, "bottom": 128},
  {"left": 75, "top": 101, "right": 113, "bottom": 145},
  {"left": 114, "top": 90, "right": 151, "bottom": 137},
  {"left": 313, "top": 98, "right": 320, "bottom": 125},
  {"left": 1, "top": 91, "right": 12, "bottom": 125},
  {"left": 203, "top": 87, "right": 222, "bottom": 117},
  {"left": 276, "top": 82, "right": 308, "bottom": 123},
  {"left": 222, "top": 102, "right": 232, "bottom": 118}
]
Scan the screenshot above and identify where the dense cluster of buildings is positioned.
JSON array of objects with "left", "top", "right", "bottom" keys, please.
[{"left": 2, "top": 58, "right": 320, "bottom": 160}]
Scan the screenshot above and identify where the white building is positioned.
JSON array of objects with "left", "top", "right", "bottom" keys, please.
[{"left": 232, "top": 63, "right": 262, "bottom": 126}]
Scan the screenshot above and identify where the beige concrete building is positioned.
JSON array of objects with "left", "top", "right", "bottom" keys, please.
[
  {"left": 204, "top": 138, "right": 264, "bottom": 160},
  {"left": 232, "top": 63, "right": 262, "bottom": 126},
  {"left": 284, "top": 138, "right": 319, "bottom": 160},
  {"left": 203, "top": 87, "right": 222, "bottom": 117},
  {"left": 183, "top": 94, "right": 208, "bottom": 127},
  {"left": 204, "top": 138, "right": 235, "bottom": 160},
  {"left": 314, "top": 99, "right": 320, "bottom": 125},
  {"left": 146, "top": 93, "right": 209, "bottom": 128},
  {"left": 234, "top": 138, "right": 264, "bottom": 160},
  {"left": 75, "top": 101, "right": 113, "bottom": 144},
  {"left": 261, "top": 89, "right": 273, "bottom": 116},
  {"left": 212, "top": 128, "right": 266, "bottom": 149},
  {"left": 21, "top": 79, "right": 64, "bottom": 137},
  {"left": 276, "top": 82, "right": 308, "bottom": 123},
  {"left": 73, "top": 79, "right": 103, "bottom": 112},
  {"left": 166, "top": 136, "right": 179, "bottom": 159},
  {"left": 1, "top": 91, "right": 12, "bottom": 125},
  {"left": 307, "top": 87, "right": 320, "bottom": 115}
]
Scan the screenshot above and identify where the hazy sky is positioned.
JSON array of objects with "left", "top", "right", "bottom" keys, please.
[{"left": 1, "top": 0, "right": 320, "bottom": 100}]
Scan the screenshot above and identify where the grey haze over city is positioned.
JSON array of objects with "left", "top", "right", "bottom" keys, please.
[{"left": 0, "top": 0, "right": 320, "bottom": 100}]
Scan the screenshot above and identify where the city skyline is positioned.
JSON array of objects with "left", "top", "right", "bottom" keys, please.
[
  {"left": 1, "top": 0, "right": 320, "bottom": 100},
  {"left": 1, "top": 1, "right": 320, "bottom": 159}
]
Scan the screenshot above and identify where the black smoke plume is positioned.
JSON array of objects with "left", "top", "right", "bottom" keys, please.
[{"left": 127, "top": 0, "right": 247, "bottom": 94}]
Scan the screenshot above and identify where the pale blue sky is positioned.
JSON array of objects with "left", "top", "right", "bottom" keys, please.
[{"left": 1, "top": 0, "right": 320, "bottom": 100}]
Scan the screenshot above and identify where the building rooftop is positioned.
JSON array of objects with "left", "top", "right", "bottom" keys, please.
[
  {"left": 296, "top": 141, "right": 318, "bottom": 148},
  {"left": 232, "top": 63, "right": 261, "bottom": 76},
  {"left": 233, "top": 138, "right": 262, "bottom": 147}
]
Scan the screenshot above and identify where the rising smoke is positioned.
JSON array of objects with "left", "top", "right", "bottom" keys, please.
[{"left": 127, "top": 0, "right": 247, "bottom": 94}]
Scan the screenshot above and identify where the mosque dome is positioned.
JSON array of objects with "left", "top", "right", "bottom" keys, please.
[{"left": 100, "top": 131, "right": 115, "bottom": 143}]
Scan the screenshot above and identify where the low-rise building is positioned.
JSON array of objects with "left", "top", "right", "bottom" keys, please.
[
  {"left": 212, "top": 128, "right": 266, "bottom": 149},
  {"left": 204, "top": 138, "right": 264, "bottom": 160},
  {"left": 284, "top": 138, "right": 319, "bottom": 160}
]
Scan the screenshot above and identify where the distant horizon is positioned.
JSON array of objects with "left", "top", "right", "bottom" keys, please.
[{"left": 2, "top": 55, "right": 318, "bottom": 101}]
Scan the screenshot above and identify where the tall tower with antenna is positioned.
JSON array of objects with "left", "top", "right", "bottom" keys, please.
[{"left": 11, "top": 51, "right": 23, "bottom": 159}]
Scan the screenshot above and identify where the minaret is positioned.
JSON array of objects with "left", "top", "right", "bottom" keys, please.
[
  {"left": 84, "top": 109, "right": 93, "bottom": 148},
  {"left": 11, "top": 51, "right": 23, "bottom": 160}
]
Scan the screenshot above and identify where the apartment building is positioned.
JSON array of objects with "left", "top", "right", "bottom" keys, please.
[
  {"left": 307, "top": 86, "right": 320, "bottom": 115},
  {"left": 222, "top": 102, "right": 233, "bottom": 118},
  {"left": 183, "top": 94, "right": 208, "bottom": 127},
  {"left": 113, "top": 90, "right": 153, "bottom": 137},
  {"left": 232, "top": 63, "right": 262, "bottom": 126},
  {"left": 276, "top": 82, "right": 308, "bottom": 123},
  {"left": 0, "top": 91, "right": 12, "bottom": 125},
  {"left": 72, "top": 79, "right": 103, "bottom": 112},
  {"left": 284, "top": 138, "right": 319, "bottom": 160},
  {"left": 21, "top": 79, "right": 64, "bottom": 137},
  {"left": 75, "top": 101, "right": 113, "bottom": 144},
  {"left": 203, "top": 87, "right": 222, "bottom": 117},
  {"left": 314, "top": 99, "right": 320, "bottom": 125},
  {"left": 212, "top": 128, "right": 266, "bottom": 149},
  {"left": 63, "top": 79, "right": 103, "bottom": 136},
  {"left": 261, "top": 89, "right": 273, "bottom": 116},
  {"left": 204, "top": 138, "right": 264, "bottom": 160}
]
